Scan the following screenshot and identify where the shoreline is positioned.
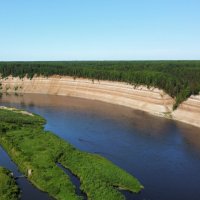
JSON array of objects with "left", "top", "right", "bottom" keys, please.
[
  {"left": 0, "top": 75, "right": 200, "bottom": 128},
  {"left": 0, "top": 107, "right": 143, "bottom": 200}
]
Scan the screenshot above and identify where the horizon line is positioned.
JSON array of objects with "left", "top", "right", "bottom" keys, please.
[{"left": 1, "top": 59, "right": 200, "bottom": 62}]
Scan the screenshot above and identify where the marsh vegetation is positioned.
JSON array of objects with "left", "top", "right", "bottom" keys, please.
[
  {"left": 0, "top": 107, "right": 143, "bottom": 200},
  {"left": 0, "top": 167, "right": 19, "bottom": 200}
]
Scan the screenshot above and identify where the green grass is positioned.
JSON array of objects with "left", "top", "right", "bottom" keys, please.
[
  {"left": 0, "top": 107, "right": 143, "bottom": 200},
  {"left": 0, "top": 167, "right": 19, "bottom": 200}
]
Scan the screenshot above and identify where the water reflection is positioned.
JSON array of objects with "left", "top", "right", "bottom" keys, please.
[
  {"left": 1, "top": 93, "right": 200, "bottom": 200},
  {"left": 176, "top": 123, "right": 200, "bottom": 155},
  {"left": 1, "top": 93, "right": 173, "bottom": 136}
]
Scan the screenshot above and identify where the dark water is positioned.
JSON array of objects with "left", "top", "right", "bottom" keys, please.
[
  {"left": 1, "top": 94, "right": 200, "bottom": 200},
  {"left": 57, "top": 163, "right": 87, "bottom": 200}
]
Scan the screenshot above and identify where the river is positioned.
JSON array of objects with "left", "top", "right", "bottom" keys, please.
[{"left": 1, "top": 93, "right": 200, "bottom": 200}]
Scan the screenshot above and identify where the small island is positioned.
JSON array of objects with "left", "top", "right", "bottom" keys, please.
[{"left": 0, "top": 107, "right": 143, "bottom": 200}]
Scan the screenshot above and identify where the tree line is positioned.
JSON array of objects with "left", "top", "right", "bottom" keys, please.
[{"left": 0, "top": 61, "right": 200, "bottom": 109}]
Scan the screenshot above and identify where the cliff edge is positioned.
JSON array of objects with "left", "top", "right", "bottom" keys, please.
[{"left": 0, "top": 76, "right": 199, "bottom": 128}]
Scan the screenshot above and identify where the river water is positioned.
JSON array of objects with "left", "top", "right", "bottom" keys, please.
[{"left": 0, "top": 93, "right": 200, "bottom": 200}]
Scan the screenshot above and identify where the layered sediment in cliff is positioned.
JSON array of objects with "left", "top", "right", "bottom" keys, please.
[
  {"left": 172, "top": 95, "right": 200, "bottom": 128},
  {"left": 0, "top": 76, "right": 199, "bottom": 128}
]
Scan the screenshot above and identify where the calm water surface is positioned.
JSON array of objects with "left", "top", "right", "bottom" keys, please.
[{"left": 1, "top": 94, "right": 200, "bottom": 200}]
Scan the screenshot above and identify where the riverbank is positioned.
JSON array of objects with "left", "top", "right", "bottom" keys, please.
[
  {"left": 0, "top": 167, "right": 19, "bottom": 200},
  {"left": 0, "top": 107, "right": 143, "bottom": 200},
  {"left": 0, "top": 75, "right": 199, "bottom": 128}
]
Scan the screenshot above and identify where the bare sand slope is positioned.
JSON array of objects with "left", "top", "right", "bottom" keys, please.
[
  {"left": 172, "top": 95, "right": 200, "bottom": 128},
  {"left": 1, "top": 76, "right": 200, "bottom": 128}
]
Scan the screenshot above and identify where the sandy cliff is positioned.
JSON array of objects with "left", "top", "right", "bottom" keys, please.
[
  {"left": 0, "top": 76, "right": 199, "bottom": 128},
  {"left": 172, "top": 95, "right": 200, "bottom": 128}
]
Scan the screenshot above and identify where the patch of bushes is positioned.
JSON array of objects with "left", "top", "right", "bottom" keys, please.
[
  {"left": 0, "top": 167, "right": 19, "bottom": 200},
  {"left": 0, "top": 108, "right": 143, "bottom": 200}
]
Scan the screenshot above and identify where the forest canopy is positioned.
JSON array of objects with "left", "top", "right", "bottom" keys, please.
[{"left": 0, "top": 61, "right": 200, "bottom": 109}]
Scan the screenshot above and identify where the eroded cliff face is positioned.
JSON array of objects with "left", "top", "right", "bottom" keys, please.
[
  {"left": 172, "top": 95, "right": 200, "bottom": 128},
  {"left": 0, "top": 76, "right": 199, "bottom": 128}
]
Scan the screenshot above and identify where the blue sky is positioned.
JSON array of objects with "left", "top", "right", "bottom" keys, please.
[{"left": 0, "top": 0, "right": 200, "bottom": 61}]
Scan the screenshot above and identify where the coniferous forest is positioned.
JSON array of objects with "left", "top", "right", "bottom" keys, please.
[{"left": 0, "top": 61, "right": 200, "bottom": 108}]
